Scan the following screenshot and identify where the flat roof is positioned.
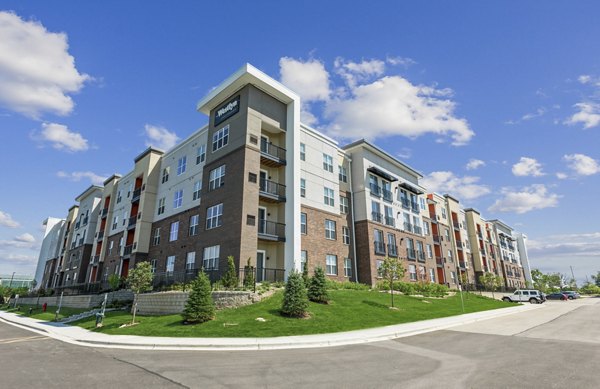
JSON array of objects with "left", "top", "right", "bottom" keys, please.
[{"left": 343, "top": 139, "right": 424, "bottom": 179}]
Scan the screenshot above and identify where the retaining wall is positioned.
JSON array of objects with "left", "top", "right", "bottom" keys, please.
[
  {"left": 134, "top": 290, "right": 261, "bottom": 316},
  {"left": 8, "top": 290, "right": 133, "bottom": 309}
]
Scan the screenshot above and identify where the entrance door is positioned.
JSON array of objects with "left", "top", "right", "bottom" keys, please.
[
  {"left": 259, "top": 170, "right": 268, "bottom": 192},
  {"left": 256, "top": 250, "right": 266, "bottom": 282},
  {"left": 258, "top": 207, "right": 267, "bottom": 234}
]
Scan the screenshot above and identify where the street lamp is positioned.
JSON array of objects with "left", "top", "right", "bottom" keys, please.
[{"left": 8, "top": 272, "right": 15, "bottom": 288}]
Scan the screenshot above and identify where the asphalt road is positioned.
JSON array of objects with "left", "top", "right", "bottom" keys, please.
[{"left": 1, "top": 298, "right": 598, "bottom": 388}]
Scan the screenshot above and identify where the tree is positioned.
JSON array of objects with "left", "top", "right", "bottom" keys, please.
[
  {"left": 182, "top": 271, "right": 215, "bottom": 324},
  {"left": 221, "top": 256, "right": 238, "bottom": 289},
  {"left": 379, "top": 256, "right": 406, "bottom": 308},
  {"left": 302, "top": 257, "right": 310, "bottom": 286},
  {"left": 591, "top": 271, "right": 600, "bottom": 287},
  {"left": 108, "top": 274, "right": 121, "bottom": 291},
  {"left": 127, "top": 262, "right": 154, "bottom": 324},
  {"left": 307, "top": 267, "right": 329, "bottom": 304},
  {"left": 281, "top": 271, "right": 309, "bottom": 318},
  {"left": 243, "top": 257, "right": 255, "bottom": 290},
  {"left": 479, "top": 272, "right": 503, "bottom": 299}
]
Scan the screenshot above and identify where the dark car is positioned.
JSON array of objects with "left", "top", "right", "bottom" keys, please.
[
  {"left": 562, "top": 291, "right": 580, "bottom": 300},
  {"left": 546, "top": 292, "right": 568, "bottom": 301}
]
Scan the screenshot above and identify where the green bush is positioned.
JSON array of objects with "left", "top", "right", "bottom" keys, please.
[
  {"left": 376, "top": 281, "right": 448, "bottom": 298},
  {"left": 182, "top": 271, "right": 215, "bottom": 324},
  {"left": 325, "top": 279, "right": 370, "bottom": 290},
  {"left": 243, "top": 257, "right": 255, "bottom": 290},
  {"left": 308, "top": 267, "right": 329, "bottom": 304},
  {"left": 579, "top": 283, "right": 600, "bottom": 295},
  {"left": 221, "top": 256, "right": 239, "bottom": 289},
  {"left": 281, "top": 271, "right": 309, "bottom": 318}
]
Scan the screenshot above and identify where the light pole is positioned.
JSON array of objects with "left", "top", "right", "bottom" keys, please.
[{"left": 8, "top": 272, "right": 15, "bottom": 288}]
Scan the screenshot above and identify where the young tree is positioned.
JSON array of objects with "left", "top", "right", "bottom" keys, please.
[
  {"left": 221, "top": 256, "right": 238, "bottom": 289},
  {"left": 243, "top": 257, "right": 255, "bottom": 290},
  {"left": 126, "top": 262, "right": 154, "bottom": 324},
  {"left": 591, "top": 271, "right": 600, "bottom": 287},
  {"left": 108, "top": 274, "right": 121, "bottom": 292},
  {"left": 182, "top": 271, "right": 215, "bottom": 324},
  {"left": 302, "top": 257, "right": 310, "bottom": 286},
  {"left": 308, "top": 266, "right": 329, "bottom": 304},
  {"left": 479, "top": 272, "right": 503, "bottom": 299},
  {"left": 281, "top": 271, "right": 309, "bottom": 318},
  {"left": 379, "top": 256, "right": 406, "bottom": 308}
]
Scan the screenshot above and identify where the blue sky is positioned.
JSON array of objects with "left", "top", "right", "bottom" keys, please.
[{"left": 0, "top": 1, "right": 598, "bottom": 283}]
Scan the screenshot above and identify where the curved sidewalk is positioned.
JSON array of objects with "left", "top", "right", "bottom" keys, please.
[{"left": 0, "top": 304, "right": 542, "bottom": 351}]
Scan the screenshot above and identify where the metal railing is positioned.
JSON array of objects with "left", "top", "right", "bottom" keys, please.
[
  {"left": 259, "top": 178, "right": 286, "bottom": 200},
  {"left": 131, "top": 188, "right": 142, "bottom": 202},
  {"left": 152, "top": 267, "right": 286, "bottom": 291},
  {"left": 127, "top": 216, "right": 137, "bottom": 229},
  {"left": 371, "top": 212, "right": 383, "bottom": 223},
  {"left": 384, "top": 216, "right": 395, "bottom": 227},
  {"left": 413, "top": 225, "right": 423, "bottom": 235},
  {"left": 101, "top": 208, "right": 109, "bottom": 218},
  {"left": 258, "top": 220, "right": 286, "bottom": 241},
  {"left": 97, "top": 230, "right": 104, "bottom": 240},
  {"left": 369, "top": 183, "right": 381, "bottom": 197},
  {"left": 382, "top": 189, "right": 393, "bottom": 202},
  {"left": 417, "top": 250, "right": 426, "bottom": 262},
  {"left": 433, "top": 234, "right": 441, "bottom": 244},
  {"left": 123, "top": 245, "right": 133, "bottom": 256},
  {"left": 400, "top": 198, "right": 410, "bottom": 209},
  {"left": 260, "top": 139, "right": 286, "bottom": 164},
  {"left": 404, "top": 222, "right": 413, "bottom": 233}
]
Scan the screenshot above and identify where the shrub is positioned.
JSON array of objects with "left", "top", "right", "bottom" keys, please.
[
  {"left": 243, "top": 257, "right": 255, "bottom": 290},
  {"left": 221, "top": 256, "right": 239, "bottom": 289},
  {"left": 281, "top": 271, "right": 309, "bottom": 318},
  {"left": 302, "top": 258, "right": 309, "bottom": 285},
  {"left": 308, "top": 267, "right": 329, "bottom": 304},
  {"left": 108, "top": 274, "right": 122, "bottom": 291},
  {"left": 326, "top": 279, "right": 370, "bottom": 290},
  {"left": 182, "top": 271, "right": 215, "bottom": 324},
  {"left": 376, "top": 281, "right": 448, "bottom": 298}
]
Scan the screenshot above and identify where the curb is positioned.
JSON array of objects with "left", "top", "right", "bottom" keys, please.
[{"left": 0, "top": 303, "right": 543, "bottom": 351}]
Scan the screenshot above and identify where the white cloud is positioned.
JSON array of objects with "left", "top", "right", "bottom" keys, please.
[
  {"left": 34, "top": 122, "right": 89, "bottom": 152},
  {"left": 0, "top": 233, "right": 38, "bottom": 249},
  {"left": 0, "top": 11, "right": 89, "bottom": 118},
  {"left": 386, "top": 56, "right": 417, "bottom": 67},
  {"left": 0, "top": 210, "right": 20, "bottom": 228},
  {"left": 57, "top": 170, "right": 107, "bottom": 185},
  {"left": 279, "top": 57, "right": 330, "bottom": 102},
  {"left": 512, "top": 157, "right": 545, "bottom": 177},
  {"left": 556, "top": 172, "right": 568, "bottom": 180},
  {"left": 397, "top": 147, "right": 412, "bottom": 159},
  {"left": 421, "top": 171, "right": 490, "bottom": 200},
  {"left": 144, "top": 124, "right": 179, "bottom": 151},
  {"left": 1, "top": 253, "right": 37, "bottom": 264},
  {"left": 334, "top": 58, "right": 386, "bottom": 89},
  {"left": 14, "top": 233, "right": 35, "bottom": 243},
  {"left": 488, "top": 184, "right": 560, "bottom": 214},
  {"left": 565, "top": 102, "right": 600, "bottom": 129},
  {"left": 466, "top": 159, "right": 485, "bottom": 170},
  {"left": 563, "top": 153, "right": 600, "bottom": 176},
  {"left": 521, "top": 107, "right": 546, "bottom": 121}
]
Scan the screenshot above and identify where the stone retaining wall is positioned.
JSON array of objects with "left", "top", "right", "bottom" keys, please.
[
  {"left": 8, "top": 290, "right": 134, "bottom": 309},
  {"left": 134, "top": 290, "right": 262, "bottom": 316}
]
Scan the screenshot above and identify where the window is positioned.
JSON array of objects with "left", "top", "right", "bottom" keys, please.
[
  {"left": 209, "top": 165, "right": 226, "bottom": 190},
  {"left": 173, "top": 189, "right": 183, "bottom": 209},
  {"left": 408, "top": 264, "right": 417, "bottom": 281},
  {"left": 339, "top": 165, "right": 348, "bottom": 182},
  {"left": 376, "top": 260, "right": 384, "bottom": 278},
  {"left": 326, "top": 254, "right": 338, "bottom": 275},
  {"left": 382, "top": 181, "right": 392, "bottom": 201},
  {"left": 196, "top": 144, "right": 206, "bottom": 164},
  {"left": 322, "top": 153, "right": 333, "bottom": 172},
  {"left": 420, "top": 197, "right": 426, "bottom": 211},
  {"left": 399, "top": 189, "right": 409, "bottom": 208},
  {"left": 112, "top": 216, "right": 118, "bottom": 230},
  {"left": 344, "top": 258, "right": 352, "bottom": 278},
  {"left": 413, "top": 216, "right": 422, "bottom": 234},
  {"left": 324, "top": 187, "right": 335, "bottom": 206},
  {"left": 371, "top": 201, "right": 382, "bottom": 223},
  {"left": 301, "top": 250, "right": 307, "bottom": 271},
  {"left": 325, "top": 219, "right": 336, "bottom": 240},
  {"left": 162, "top": 167, "right": 170, "bottom": 183},
  {"left": 108, "top": 240, "right": 113, "bottom": 255},
  {"left": 212, "top": 125, "right": 229, "bottom": 152},
  {"left": 447, "top": 249, "right": 453, "bottom": 262},
  {"left": 429, "top": 268, "right": 436, "bottom": 283},
  {"left": 441, "top": 207, "right": 447, "bottom": 219},
  {"left": 426, "top": 244, "right": 433, "bottom": 258},
  {"left": 186, "top": 252, "right": 196, "bottom": 271},
  {"left": 342, "top": 226, "right": 350, "bottom": 245},
  {"left": 157, "top": 197, "right": 165, "bottom": 215},
  {"left": 419, "top": 266, "right": 426, "bottom": 282},
  {"left": 166, "top": 256, "right": 175, "bottom": 274},
  {"left": 423, "top": 221, "right": 430, "bottom": 236},
  {"left": 450, "top": 271, "right": 456, "bottom": 283},
  {"left": 189, "top": 214, "right": 199, "bottom": 236},
  {"left": 445, "top": 228, "right": 450, "bottom": 240},
  {"left": 150, "top": 259, "right": 157, "bottom": 274},
  {"left": 369, "top": 175, "right": 380, "bottom": 196},
  {"left": 387, "top": 233, "right": 397, "bottom": 256},
  {"left": 416, "top": 241, "right": 424, "bottom": 260},
  {"left": 169, "top": 221, "right": 179, "bottom": 241},
  {"left": 116, "top": 190, "right": 122, "bottom": 203},
  {"left": 340, "top": 196, "right": 349, "bottom": 214},
  {"left": 300, "top": 143, "right": 306, "bottom": 161},
  {"left": 123, "top": 211, "right": 127, "bottom": 226},
  {"left": 374, "top": 229, "right": 385, "bottom": 254},
  {"left": 300, "top": 178, "right": 306, "bottom": 198},
  {"left": 177, "top": 156, "right": 187, "bottom": 175},
  {"left": 193, "top": 180, "right": 202, "bottom": 200},
  {"left": 203, "top": 245, "right": 220, "bottom": 270},
  {"left": 152, "top": 228, "right": 160, "bottom": 246},
  {"left": 206, "top": 203, "right": 223, "bottom": 229},
  {"left": 406, "top": 238, "right": 415, "bottom": 259},
  {"left": 384, "top": 205, "right": 394, "bottom": 226},
  {"left": 300, "top": 212, "right": 307, "bottom": 234}
]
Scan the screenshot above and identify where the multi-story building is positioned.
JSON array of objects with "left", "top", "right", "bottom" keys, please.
[
  {"left": 37, "top": 63, "right": 531, "bottom": 292},
  {"left": 34, "top": 217, "right": 64, "bottom": 289},
  {"left": 489, "top": 220, "right": 527, "bottom": 289}
]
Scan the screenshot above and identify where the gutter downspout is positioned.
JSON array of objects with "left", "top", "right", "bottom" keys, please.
[{"left": 348, "top": 158, "right": 359, "bottom": 283}]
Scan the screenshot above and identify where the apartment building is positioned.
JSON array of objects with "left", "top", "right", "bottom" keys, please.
[
  {"left": 489, "top": 220, "right": 527, "bottom": 289},
  {"left": 34, "top": 217, "right": 64, "bottom": 288},
  {"left": 37, "top": 63, "right": 530, "bottom": 292}
]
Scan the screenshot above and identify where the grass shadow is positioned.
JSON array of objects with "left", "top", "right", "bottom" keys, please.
[{"left": 361, "top": 300, "right": 389, "bottom": 309}]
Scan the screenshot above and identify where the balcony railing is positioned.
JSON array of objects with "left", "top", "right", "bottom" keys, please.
[
  {"left": 258, "top": 220, "right": 286, "bottom": 242},
  {"left": 411, "top": 202, "right": 420, "bottom": 213},
  {"left": 260, "top": 139, "right": 287, "bottom": 165},
  {"left": 91, "top": 255, "right": 100, "bottom": 265},
  {"left": 374, "top": 241, "right": 386, "bottom": 255},
  {"left": 123, "top": 245, "right": 133, "bottom": 257},
  {"left": 404, "top": 222, "right": 413, "bottom": 233},
  {"left": 101, "top": 207, "right": 109, "bottom": 218},
  {"left": 387, "top": 244, "right": 398, "bottom": 257},
  {"left": 507, "top": 244, "right": 515, "bottom": 250},
  {"left": 369, "top": 183, "right": 381, "bottom": 197},
  {"left": 477, "top": 232, "right": 483, "bottom": 239},
  {"left": 127, "top": 216, "right": 137, "bottom": 230},
  {"left": 259, "top": 179, "right": 286, "bottom": 202},
  {"left": 131, "top": 188, "right": 142, "bottom": 203},
  {"left": 417, "top": 250, "right": 426, "bottom": 262},
  {"left": 384, "top": 216, "right": 395, "bottom": 227},
  {"left": 433, "top": 234, "right": 441, "bottom": 244},
  {"left": 453, "top": 221, "right": 460, "bottom": 230},
  {"left": 459, "top": 261, "right": 466, "bottom": 269},
  {"left": 407, "top": 248, "right": 416, "bottom": 260},
  {"left": 382, "top": 189, "right": 393, "bottom": 202},
  {"left": 400, "top": 197, "right": 410, "bottom": 209},
  {"left": 436, "top": 256, "right": 444, "bottom": 266},
  {"left": 371, "top": 212, "right": 383, "bottom": 223},
  {"left": 413, "top": 226, "right": 423, "bottom": 235},
  {"left": 455, "top": 240, "right": 463, "bottom": 249},
  {"left": 97, "top": 230, "right": 104, "bottom": 241}
]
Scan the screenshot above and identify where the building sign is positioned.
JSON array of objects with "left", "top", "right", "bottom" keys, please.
[{"left": 214, "top": 95, "right": 240, "bottom": 126}]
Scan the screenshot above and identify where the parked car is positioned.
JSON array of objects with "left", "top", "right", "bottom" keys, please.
[
  {"left": 562, "top": 291, "right": 580, "bottom": 300},
  {"left": 546, "top": 292, "right": 568, "bottom": 301},
  {"left": 502, "top": 289, "right": 546, "bottom": 304}
]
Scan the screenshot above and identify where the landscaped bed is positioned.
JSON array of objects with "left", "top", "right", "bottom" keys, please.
[
  {"left": 72, "top": 290, "right": 513, "bottom": 337},
  {"left": 0, "top": 304, "right": 89, "bottom": 321}
]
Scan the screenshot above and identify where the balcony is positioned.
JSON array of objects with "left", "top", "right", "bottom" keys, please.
[
  {"left": 387, "top": 244, "right": 398, "bottom": 257},
  {"left": 382, "top": 189, "right": 393, "bottom": 202},
  {"left": 459, "top": 261, "right": 466, "bottom": 270},
  {"left": 371, "top": 212, "right": 383, "bottom": 223},
  {"left": 417, "top": 250, "right": 426, "bottom": 262},
  {"left": 500, "top": 242, "right": 508, "bottom": 249},
  {"left": 131, "top": 188, "right": 141, "bottom": 203},
  {"left": 260, "top": 140, "right": 286, "bottom": 166},
  {"left": 259, "top": 179, "right": 286, "bottom": 202},
  {"left": 83, "top": 217, "right": 88, "bottom": 226},
  {"left": 436, "top": 256, "right": 444, "bottom": 267},
  {"left": 101, "top": 207, "right": 109, "bottom": 218},
  {"left": 258, "top": 220, "right": 286, "bottom": 242},
  {"left": 403, "top": 222, "right": 413, "bottom": 233},
  {"left": 477, "top": 231, "right": 483, "bottom": 240},
  {"left": 374, "top": 241, "right": 386, "bottom": 255},
  {"left": 407, "top": 248, "right": 417, "bottom": 260},
  {"left": 384, "top": 216, "right": 395, "bottom": 227},
  {"left": 433, "top": 234, "right": 441, "bottom": 245},
  {"left": 369, "top": 183, "right": 381, "bottom": 197},
  {"left": 127, "top": 216, "right": 137, "bottom": 230},
  {"left": 413, "top": 226, "right": 423, "bottom": 235},
  {"left": 75, "top": 222, "right": 81, "bottom": 230},
  {"left": 453, "top": 221, "right": 460, "bottom": 230},
  {"left": 507, "top": 244, "right": 515, "bottom": 251},
  {"left": 91, "top": 255, "right": 100, "bottom": 265},
  {"left": 455, "top": 240, "right": 463, "bottom": 250},
  {"left": 97, "top": 230, "right": 104, "bottom": 241},
  {"left": 411, "top": 202, "right": 420, "bottom": 214},
  {"left": 123, "top": 245, "right": 133, "bottom": 257},
  {"left": 400, "top": 197, "right": 410, "bottom": 209}
]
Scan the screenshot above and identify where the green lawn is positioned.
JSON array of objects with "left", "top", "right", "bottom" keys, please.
[
  {"left": 73, "top": 290, "right": 513, "bottom": 337},
  {"left": 0, "top": 304, "right": 89, "bottom": 321}
]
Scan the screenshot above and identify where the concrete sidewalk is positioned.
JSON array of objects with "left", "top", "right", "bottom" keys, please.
[{"left": 0, "top": 304, "right": 542, "bottom": 351}]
